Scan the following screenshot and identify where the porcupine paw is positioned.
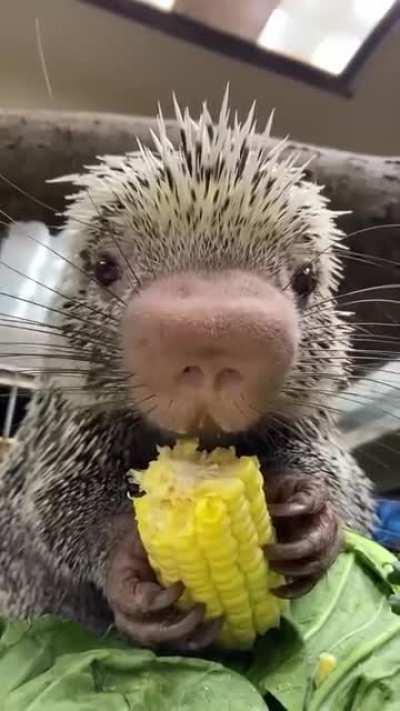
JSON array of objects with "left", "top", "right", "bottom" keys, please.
[
  {"left": 263, "top": 474, "right": 343, "bottom": 598},
  {"left": 105, "top": 518, "right": 221, "bottom": 652}
]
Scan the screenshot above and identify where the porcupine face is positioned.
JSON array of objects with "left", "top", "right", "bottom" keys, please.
[{"left": 50, "top": 90, "right": 350, "bottom": 438}]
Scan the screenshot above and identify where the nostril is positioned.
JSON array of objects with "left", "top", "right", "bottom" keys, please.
[
  {"left": 177, "top": 365, "right": 204, "bottom": 387},
  {"left": 215, "top": 368, "right": 243, "bottom": 391}
]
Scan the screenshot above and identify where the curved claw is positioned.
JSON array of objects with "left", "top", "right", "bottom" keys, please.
[
  {"left": 272, "top": 575, "right": 321, "bottom": 599},
  {"left": 115, "top": 603, "right": 206, "bottom": 648},
  {"left": 174, "top": 617, "right": 223, "bottom": 653},
  {"left": 268, "top": 514, "right": 343, "bottom": 598},
  {"left": 118, "top": 580, "right": 184, "bottom": 617},
  {"left": 106, "top": 524, "right": 217, "bottom": 650},
  {"left": 264, "top": 471, "right": 343, "bottom": 598},
  {"left": 266, "top": 506, "right": 339, "bottom": 561},
  {"left": 269, "top": 555, "right": 329, "bottom": 578},
  {"left": 266, "top": 474, "right": 327, "bottom": 518},
  {"left": 268, "top": 501, "right": 317, "bottom": 518}
]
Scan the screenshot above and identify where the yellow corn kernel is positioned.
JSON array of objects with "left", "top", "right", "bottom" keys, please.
[
  {"left": 132, "top": 439, "right": 285, "bottom": 650},
  {"left": 314, "top": 653, "right": 337, "bottom": 687}
]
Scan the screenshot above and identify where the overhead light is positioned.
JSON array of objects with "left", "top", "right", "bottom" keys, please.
[
  {"left": 133, "top": 0, "right": 175, "bottom": 12},
  {"left": 352, "top": 0, "right": 395, "bottom": 28},
  {"left": 257, "top": 8, "right": 290, "bottom": 50},
  {"left": 311, "top": 33, "right": 362, "bottom": 75}
]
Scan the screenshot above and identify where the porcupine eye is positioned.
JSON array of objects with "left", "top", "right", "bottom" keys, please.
[
  {"left": 291, "top": 263, "right": 317, "bottom": 300},
  {"left": 94, "top": 252, "right": 121, "bottom": 286}
]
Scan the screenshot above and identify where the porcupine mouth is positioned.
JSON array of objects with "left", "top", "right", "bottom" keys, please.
[
  {"left": 129, "top": 400, "right": 268, "bottom": 471},
  {"left": 157, "top": 417, "right": 260, "bottom": 457}
]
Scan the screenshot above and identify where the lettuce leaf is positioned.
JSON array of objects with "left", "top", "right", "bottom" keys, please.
[{"left": 1, "top": 531, "right": 399, "bottom": 711}]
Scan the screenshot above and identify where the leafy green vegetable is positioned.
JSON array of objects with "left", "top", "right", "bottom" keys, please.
[
  {"left": 386, "top": 560, "right": 400, "bottom": 586},
  {"left": 1, "top": 531, "right": 400, "bottom": 710},
  {"left": 0, "top": 617, "right": 267, "bottom": 711},
  {"left": 247, "top": 530, "right": 400, "bottom": 710}
]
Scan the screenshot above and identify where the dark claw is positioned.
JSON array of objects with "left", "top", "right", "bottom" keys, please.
[
  {"left": 266, "top": 506, "right": 338, "bottom": 561},
  {"left": 268, "top": 501, "right": 318, "bottom": 518},
  {"left": 272, "top": 574, "right": 320, "bottom": 599},
  {"left": 155, "top": 603, "right": 206, "bottom": 643},
  {"left": 115, "top": 603, "right": 206, "bottom": 648},
  {"left": 269, "top": 555, "right": 327, "bottom": 578},
  {"left": 133, "top": 581, "right": 184, "bottom": 615},
  {"left": 268, "top": 522, "right": 343, "bottom": 598},
  {"left": 106, "top": 520, "right": 220, "bottom": 651},
  {"left": 262, "top": 472, "right": 344, "bottom": 599},
  {"left": 266, "top": 474, "right": 326, "bottom": 518},
  {"left": 270, "top": 537, "right": 343, "bottom": 598},
  {"left": 174, "top": 617, "right": 223, "bottom": 653}
]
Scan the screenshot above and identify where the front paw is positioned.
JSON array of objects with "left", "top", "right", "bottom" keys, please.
[
  {"left": 264, "top": 474, "right": 343, "bottom": 598},
  {"left": 105, "top": 519, "right": 221, "bottom": 652}
]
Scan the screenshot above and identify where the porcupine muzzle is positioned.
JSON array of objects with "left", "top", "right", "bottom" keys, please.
[{"left": 121, "top": 270, "right": 299, "bottom": 438}]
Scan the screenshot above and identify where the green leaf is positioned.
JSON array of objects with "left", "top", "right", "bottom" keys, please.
[
  {"left": 247, "top": 619, "right": 307, "bottom": 711},
  {"left": 246, "top": 531, "right": 400, "bottom": 710},
  {"left": 0, "top": 616, "right": 267, "bottom": 711},
  {"left": 385, "top": 560, "right": 400, "bottom": 586},
  {"left": 1, "top": 532, "right": 400, "bottom": 711},
  {"left": 388, "top": 593, "right": 400, "bottom": 614},
  {"left": 343, "top": 529, "right": 400, "bottom": 589}
]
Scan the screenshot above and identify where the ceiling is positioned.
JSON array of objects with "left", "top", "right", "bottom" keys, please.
[{"left": 0, "top": 0, "right": 399, "bottom": 154}]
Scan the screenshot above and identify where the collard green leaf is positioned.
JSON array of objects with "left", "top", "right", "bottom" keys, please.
[
  {"left": 247, "top": 619, "right": 307, "bottom": 711},
  {"left": 0, "top": 616, "right": 267, "bottom": 711},
  {"left": 1, "top": 532, "right": 400, "bottom": 711},
  {"left": 386, "top": 562, "right": 400, "bottom": 586},
  {"left": 343, "top": 529, "right": 400, "bottom": 589},
  {"left": 246, "top": 531, "right": 400, "bottom": 711}
]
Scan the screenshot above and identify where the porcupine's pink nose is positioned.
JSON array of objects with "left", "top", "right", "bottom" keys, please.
[{"left": 122, "top": 271, "right": 299, "bottom": 435}]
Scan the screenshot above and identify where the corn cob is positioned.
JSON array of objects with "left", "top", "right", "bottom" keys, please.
[{"left": 132, "top": 439, "right": 285, "bottom": 649}]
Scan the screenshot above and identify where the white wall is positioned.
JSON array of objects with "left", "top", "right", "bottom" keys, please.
[{"left": 0, "top": 0, "right": 399, "bottom": 154}]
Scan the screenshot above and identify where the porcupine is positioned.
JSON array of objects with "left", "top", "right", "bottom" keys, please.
[{"left": 0, "top": 92, "right": 376, "bottom": 652}]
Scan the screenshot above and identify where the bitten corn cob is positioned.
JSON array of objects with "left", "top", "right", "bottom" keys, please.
[{"left": 132, "top": 439, "right": 285, "bottom": 649}]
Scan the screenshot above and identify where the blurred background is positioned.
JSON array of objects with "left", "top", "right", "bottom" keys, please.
[
  {"left": 0, "top": 0, "right": 399, "bottom": 152},
  {"left": 0, "top": 0, "right": 400, "bottom": 495}
]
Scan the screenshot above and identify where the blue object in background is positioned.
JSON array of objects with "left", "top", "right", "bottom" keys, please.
[{"left": 373, "top": 498, "right": 400, "bottom": 551}]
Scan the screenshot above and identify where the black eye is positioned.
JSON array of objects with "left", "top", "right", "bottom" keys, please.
[
  {"left": 291, "top": 263, "right": 317, "bottom": 299},
  {"left": 94, "top": 253, "right": 121, "bottom": 286}
]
